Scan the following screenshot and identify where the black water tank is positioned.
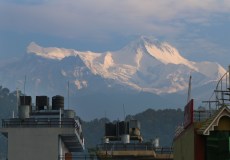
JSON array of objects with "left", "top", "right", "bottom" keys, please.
[
  {"left": 118, "top": 121, "right": 129, "bottom": 135},
  {"left": 20, "top": 96, "right": 32, "bottom": 106},
  {"left": 36, "top": 96, "right": 49, "bottom": 110},
  {"left": 105, "top": 123, "right": 117, "bottom": 136},
  {"left": 129, "top": 120, "right": 140, "bottom": 129},
  {"left": 52, "top": 95, "right": 64, "bottom": 110}
]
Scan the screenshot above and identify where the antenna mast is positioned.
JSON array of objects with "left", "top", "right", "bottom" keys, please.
[
  {"left": 24, "top": 75, "right": 26, "bottom": 104},
  {"left": 187, "top": 75, "right": 192, "bottom": 103},
  {"left": 16, "top": 88, "right": 19, "bottom": 115},
  {"left": 68, "top": 81, "right": 69, "bottom": 109},
  {"left": 123, "top": 104, "right": 126, "bottom": 121}
]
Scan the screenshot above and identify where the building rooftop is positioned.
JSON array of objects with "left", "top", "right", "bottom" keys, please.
[{"left": 0, "top": 95, "right": 85, "bottom": 160}]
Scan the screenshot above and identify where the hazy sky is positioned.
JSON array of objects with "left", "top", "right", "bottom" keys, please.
[{"left": 0, "top": 0, "right": 230, "bottom": 67}]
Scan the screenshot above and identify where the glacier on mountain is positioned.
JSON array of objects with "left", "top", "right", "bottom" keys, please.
[{"left": 27, "top": 36, "right": 226, "bottom": 94}]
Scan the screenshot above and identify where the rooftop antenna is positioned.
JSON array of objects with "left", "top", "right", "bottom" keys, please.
[
  {"left": 123, "top": 104, "right": 126, "bottom": 121},
  {"left": 104, "top": 110, "right": 107, "bottom": 131},
  {"left": 67, "top": 80, "right": 70, "bottom": 109},
  {"left": 123, "top": 104, "right": 128, "bottom": 134},
  {"left": 24, "top": 75, "right": 26, "bottom": 104},
  {"left": 187, "top": 75, "right": 192, "bottom": 103},
  {"left": 16, "top": 88, "right": 19, "bottom": 116}
]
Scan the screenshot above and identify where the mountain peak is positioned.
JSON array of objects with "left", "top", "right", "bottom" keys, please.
[
  {"left": 122, "top": 36, "right": 195, "bottom": 70},
  {"left": 139, "top": 35, "right": 160, "bottom": 45},
  {"left": 27, "top": 42, "right": 76, "bottom": 60}
]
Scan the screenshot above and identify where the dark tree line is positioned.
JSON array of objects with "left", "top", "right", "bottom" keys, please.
[{"left": 0, "top": 86, "right": 24, "bottom": 120}]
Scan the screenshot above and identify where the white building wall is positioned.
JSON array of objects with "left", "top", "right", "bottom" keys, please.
[
  {"left": 59, "top": 136, "right": 69, "bottom": 159},
  {"left": 1, "top": 128, "right": 74, "bottom": 160}
]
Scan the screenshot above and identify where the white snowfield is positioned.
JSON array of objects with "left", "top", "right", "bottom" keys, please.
[{"left": 27, "top": 36, "right": 226, "bottom": 94}]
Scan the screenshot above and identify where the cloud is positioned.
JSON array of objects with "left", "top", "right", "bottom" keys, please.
[
  {"left": 1, "top": 0, "right": 230, "bottom": 38},
  {"left": 1, "top": 0, "right": 230, "bottom": 67},
  {"left": 1, "top": 0, "right": 45, "bottom": 5}
]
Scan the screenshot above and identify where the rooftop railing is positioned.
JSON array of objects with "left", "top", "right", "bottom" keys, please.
[
  {"left": 96, "top": 143, "right": 173, "bottom": 154},
  {"left": 2, "top": 118, "right": 77, "bottom": 128},
  {"left": 2, "top": 117, "right": 84, "bottom": 145},
  {"left": 193, "top": 109, "right": 217, "bottom": 122}
]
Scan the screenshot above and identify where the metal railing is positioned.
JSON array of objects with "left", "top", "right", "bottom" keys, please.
[
  {"left": 2, "top": 118, "right": 77, "bottom": 128},
  {"left": 193, "top": 109, "right": 217, "bottom": 122},
  {"left": 59, "top": 155, "right": 97, "bottom": 160},
  {"left": 97, "top": 143, "right": 172, "bottom": 154},
  {"left": 2, "top": 118, "right": 84, "bottom": 147},
  {"left": 174, "top": 109, "right": 218, "bottom": 138}
]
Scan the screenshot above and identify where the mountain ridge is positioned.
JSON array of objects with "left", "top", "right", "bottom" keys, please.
[
  {"left": 0, "top": 36, "right": 226, "bottom": 120},
  {"left": 27, "top": 36, "right": 226, "bottom": 94}
]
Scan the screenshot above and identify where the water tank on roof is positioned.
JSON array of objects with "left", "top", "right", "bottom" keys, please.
[
  {"left": 105, "top": 123, "right": 117, "bottom": 136},
  {"left": 52, "top": 95, "right": 64, "bottom": 110},
  {"left": 20, "top": 96, "right": 32, "bottom": 106},
  {"left": 129, "top": 120, "right": 140, "bottom": 129},
  {"left": 64, "top": 110, "right": 76, "bottom": 118},
  {"left": 118, "top": 121, "right": 129, "bottom": 135},
  {"left": 18, "top": 105, "right": 30, "bottom": 119},
  {"left": 36, "top": 96, "right": 49, "bottom": 110},
  {"left": 121, "top": 134, "right": 130, "bottom": 144},
  {"left": 154, "top": 137, "right": 160, "bottom": 148},
  {"left": 103, "top": 137, "right": 109, "bottom": 144},
  {"left": 129, "top": 128, "right": 141, "bottom": 136}
]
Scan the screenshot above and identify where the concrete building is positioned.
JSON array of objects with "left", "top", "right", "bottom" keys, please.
[{"left": 0, "top": 95, "right": 84, "bottom": 160}]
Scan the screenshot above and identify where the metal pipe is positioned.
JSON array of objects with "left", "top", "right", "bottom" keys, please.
[
  {"left": 59, "top": 108, "right": 62, "bottom": 128},
  {"left": 229, "top": 65, "right": 230, "bottom": 89}
]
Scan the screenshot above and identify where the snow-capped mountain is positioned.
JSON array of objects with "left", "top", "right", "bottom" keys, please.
[
  {"left": 27, "top": 36, "right": 226, "bottom": 94},
  {"left": 0, "top": 36, "right": 226, "bottom": 120}
]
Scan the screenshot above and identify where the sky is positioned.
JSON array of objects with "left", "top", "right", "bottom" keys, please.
[{"left": 0, "top": 0, "right": 230, "bottom": 68}]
